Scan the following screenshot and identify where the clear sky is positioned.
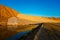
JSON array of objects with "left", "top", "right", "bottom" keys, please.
[{"left": 0, "top": 0, "right": 60, "bottom": 17}]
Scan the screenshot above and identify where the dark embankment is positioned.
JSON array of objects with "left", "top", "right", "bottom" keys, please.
[
  {"left": 18, "top": 23, "right": 43, "bottom": 40},
  {"left": 18, "top": 23, "right": 60, "bottom": 40}
]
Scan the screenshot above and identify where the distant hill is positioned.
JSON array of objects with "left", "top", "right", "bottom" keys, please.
[{"left": 17, "top": 13, "right": 60, "bottom": 23}]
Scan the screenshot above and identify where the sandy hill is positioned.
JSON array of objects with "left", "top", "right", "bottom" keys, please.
[
  {"left": 0, "top": 5, "right": 60, "bottom": 26},
  {"left": 17, "top": 13, "right": 60, "bottom": 23},
  {"left": 0, "top": 5, "right": 37, "bottom": 25}
]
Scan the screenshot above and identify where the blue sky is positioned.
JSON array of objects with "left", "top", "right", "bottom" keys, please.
[{"left": 0, "top": 0, "right": 60, "bottom": 17}]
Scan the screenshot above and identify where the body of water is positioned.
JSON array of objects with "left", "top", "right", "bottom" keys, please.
[{"left": 7, "top": 31, "right": 30, "bottom": 40}]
